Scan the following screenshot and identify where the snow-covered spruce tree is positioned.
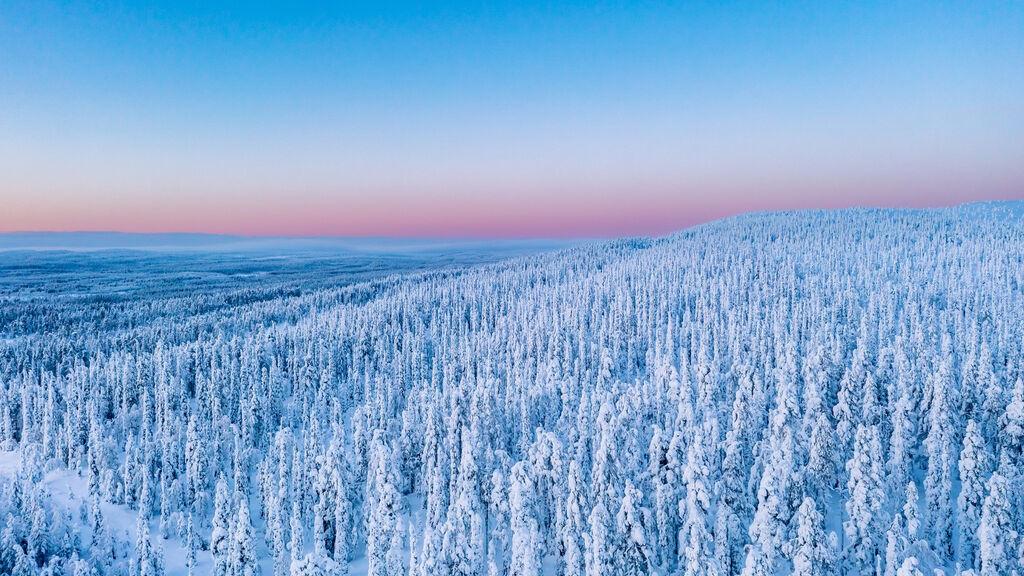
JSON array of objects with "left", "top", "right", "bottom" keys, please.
[
  {"left": 367, "top": 452, "right": 403, "bottom": 576},
  {"left": 443, "top": 426, "right": 486, "bottom": 576},
  {"left": 902, "top": 482, "right": 920, "bottom": 544},
  {"left": 834, "top": 331, "right": 873, "bottom": 463},
  {"left": 312, "top": 455, "right": 337, "bottom": 560},
  {"left": 186, "top": 513, "right": 197, "bottom": 576},
  {"left": 747, "top": 428, "right": 802, "bottom": 570},
  {"left": 884, "top": 510, "right": 907, "bottom": 576},
  {"left": 528, "top": 429, "right": 566, "bottom": 556},
  {"left": 408, "top": 519, "right": 420, "bottom": 576},
  {"left": 616, "top": 480, "right": 652, "bottom": 576},
  {"left": 739, "top": 545, "right": 774, "bottom": 576},
  {"left": 715, "top": 383, "right": 755, "bottom": 576},
  {"left": 1001, "top": 379, "right": 1024, "bottom": 461},
  {"left": 151, "top": 533, "right": 167, "bottom": 576},
  {"left": 977, "top": 471, "right": 1015, "bottom": 576},
  {"left": 785, "top": 497, "right": 836, "bottom": 576},
  {"left": 289, "top": 499, "right": 304, "bottom": 570},
  {"left": 957, "top": 420, "right": 989, "bottom": 571},
  {"left": 648, "top": 426, "right": 677, "bottom": 572},
  {"left": 326, "top": 425, "right": 355, "bottom": 567},
  {"left": 589, "top": 399, "right": 621, "bottom": 513},
  {"left": 844, "top": 424, "right": 888, "bottom": 575},
  {"left": 713, "top": 499, "right": 745, "bottom": 576},
  {"left": 90, "top": 493, "right": 115, "bottom": 567},
  {"left": 210, "top": 477, "right": 233, "bottom": 576},
  {"left": 680, "top": 428, "right": 718, "bottom": 576},
  {"left": 895, "top": 556, "right": 925, "bottom": 576},
  {"left": 509, "top": 461, "right": 542, "bottom": 576},
  {"left": 385, "top": 519, "right": 406, "bottom": 576},
  {"left": 974, "top": 341, "right": 1001, "bottom": 445},
  {"left": 486, "top": 467, "right": 511, "bottom": 576},
  {"left": 883, "top": 483, "right": 935, "bottom": 576},
  {"left": 559, "top": 461, "right": 586, "bottom": 576},
  {"left": 230, "top": 499, "right": 258, "bottom": 576},
  {"left": 267, "top": 428, "right": 293, "bottom": 576},
  {"left": 585, "top": 500, "right": 615, "bottom": 576},
  {"left": 887, "top": 380, "right": 916, "bottom": 495},
  {"left": 135, "top": 511, "right": 164, "bottom": 576},
  {"left": 806, "top": 411, "right": 838, "bottom": 496},
  {"left": 138, "top": 463, "right": 155, "bottom": 522},
  {"left": 924, "top": 355, "right": 956, "bottom": 560},
  {"left": 419, "top": 479, "right": 445, "bottom": 576}
]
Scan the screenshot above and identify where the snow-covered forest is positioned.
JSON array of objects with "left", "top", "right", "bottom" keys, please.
[{"left": 2, "top": 203, "right": 1023, "bottom": 576}]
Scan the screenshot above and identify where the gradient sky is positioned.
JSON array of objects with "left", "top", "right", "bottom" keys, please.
[{"left": 1, "top": 1, "right": 1022, "bottom": 237}]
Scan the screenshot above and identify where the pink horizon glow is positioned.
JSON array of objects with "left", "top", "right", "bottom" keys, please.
[{"left": 3, "top": 184, "right": 1020, "bottom": 239}]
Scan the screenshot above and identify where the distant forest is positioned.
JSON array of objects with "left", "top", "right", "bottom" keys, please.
[{"left": 1, "top": 204, "right": 1023, "bottom": 576}]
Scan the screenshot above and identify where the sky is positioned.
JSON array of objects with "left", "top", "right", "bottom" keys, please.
[{"left": 1, "top": 1, "right": 1022, "bottom": 238}]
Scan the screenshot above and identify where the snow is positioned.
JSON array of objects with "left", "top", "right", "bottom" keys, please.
[
  {"left": 2, "top": 201, "right": 1023, "bottom": 576},
  {"left": 0, "top": 450, "right": 224, "bottom": 576}
]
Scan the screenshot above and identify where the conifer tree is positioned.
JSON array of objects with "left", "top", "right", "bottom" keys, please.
[
  {"left": 924, "top": 364, "right": 955, "bottom": 559},
  {"left": 230, "top": 499, "right": 258, "bottom": 576},
  {"left": 509, "top": 462, "right": 541, "bottom": 576},
  {"left": 844, "top": 424, "right": 888, "bottom": 575},
  {"left": 559, "top": 461, "right": 586, "bottom": 576},
  {"left": 289, "top": 500, "right": 304, "bottom": 570},
  {"left": 680, "top": 432, "right": 717, "bottom": 576},
  {"left": 616, "top": 481, "right": 652, "bottom": 576},
  {"left": 786, "top": 498, "right": 836, "bottom": 576},
  {"left": 211, "top": 477, "right": 233, "bottom": 576},
  {"left": 978, "top": 472, "right": 1014, "bottom": 576},
  {"left": 958, "top": 420, "right": 988, "bottom": 571},
  {"left": 584, "top": 501, "right": 615, "bottom": 576}
]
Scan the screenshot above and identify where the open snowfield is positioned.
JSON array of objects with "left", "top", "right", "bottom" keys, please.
[{"left": 1, "top": 204, "right": 1023, "bottom": 576}]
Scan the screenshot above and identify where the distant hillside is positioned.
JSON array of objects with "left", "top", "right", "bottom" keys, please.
[{"left": 0, "top": 231, "right": 577, "bottom": 254}]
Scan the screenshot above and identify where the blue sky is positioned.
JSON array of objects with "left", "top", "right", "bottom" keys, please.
[{"left": 1, "top": 1, "right": 1022, "bottom": 236}]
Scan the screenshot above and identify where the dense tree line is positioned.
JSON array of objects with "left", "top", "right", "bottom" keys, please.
[{"left": 1, "top": 205, "right": 1023, "bottom": 575}]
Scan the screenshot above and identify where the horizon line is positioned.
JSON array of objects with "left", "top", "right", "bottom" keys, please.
[{"left": 1, "top": 198, "right": 1018, "bottom": 241}]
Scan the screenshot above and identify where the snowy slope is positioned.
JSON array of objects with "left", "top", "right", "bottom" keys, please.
[{"left": 1, "top": 202, "right": 1023, "bottom": 576}]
